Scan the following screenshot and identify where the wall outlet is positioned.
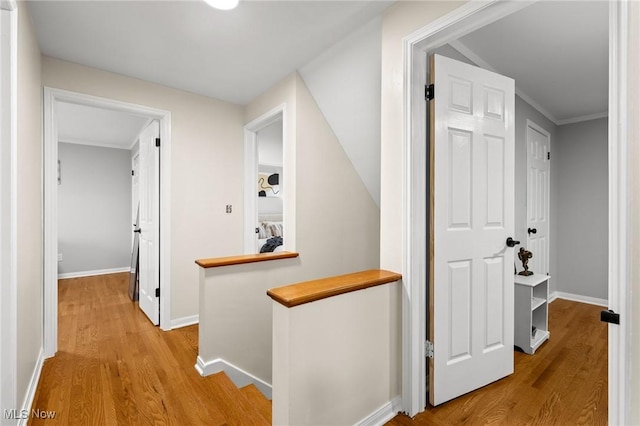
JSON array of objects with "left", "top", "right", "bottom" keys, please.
[
  {"left": 226, "top": 205, "right": 232, "bottom": 213},
  {"left": 57, "top": 253, "right": 63, "bottom": 262}
]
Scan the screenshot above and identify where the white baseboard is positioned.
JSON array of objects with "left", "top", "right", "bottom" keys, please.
[
  {"left": 195, "top": 356, "right": 272, "bottom": 400},
  {"left": 58, "top": 267, "right": 130, "bottom": 279},
  {"left": 17, "top": 348, "right": 45, "bottom": 426},
  {"left": 170, "top": 315, "right": 199, "bottom": 329},
  {"left": 549, "top": 291, "right": 608, "bottom": 307},
  {"left": 356, "top": 396, "right": 403, "bottom": 426}
]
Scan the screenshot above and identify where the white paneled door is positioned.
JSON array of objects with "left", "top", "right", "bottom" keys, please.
[
  {"left": 429, "top": 54, "right": 515, "bottom": 406},
  {"left": 526, "top": 121, "right": 550, "bottom": 276},
  {"left": 138, "top": 120, "right": 160, "bottom": 325}
]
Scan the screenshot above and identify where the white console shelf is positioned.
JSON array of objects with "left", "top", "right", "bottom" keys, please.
[{"left": 514, "top": 274, "right": 550, "bottom": 354}]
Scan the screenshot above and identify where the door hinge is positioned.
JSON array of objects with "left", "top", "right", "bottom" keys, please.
[
  {"left": 155, "top": 288, "right": 160, "bottom": 298},
  {"left": 425, "top": 340, "right": 434, "bottom": 359},
  {"left": 155, "top": 138, "right": 161, "bottom": 147},
  {"left": 131, "top": 170, "right": 135, "bottom": 176},
  {"left": 600, "top": 309, "right": 619, "bottom": 325},
  {"left": 547, "top": 151, "right": 550, "bottom": 160},
  {"left": 425, "top": 84, "right": 435, "bottom": 102}
]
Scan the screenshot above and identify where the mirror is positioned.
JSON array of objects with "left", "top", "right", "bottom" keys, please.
[{"left": 254, "top": 115, "right": 284, "bottom": 253}]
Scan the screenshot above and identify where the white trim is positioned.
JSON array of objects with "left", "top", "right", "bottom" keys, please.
[
  {"left": 355, "top": 396, "right": 402, "bottom": 426},
  {"left": 170, "top": 314, "right": 199, "bottom": 329},
  {"left": 43, "top": 89, "right": 59, "bottom": 358},
  {"left": 243, "top": 104, "right": 287, "bottom": 254},
  {"left": 556, "top": 111, "right": 609, "bottom": 126},
  {"left": 448, "top": 39, "right": 559, "bottom": 125},
  {"left": 242, "top": 128, "right": 258, "bottom": 254},
  {"left": 402, "top": 0, "right": 625, "bottom": 419},
  {"left": 58, "top": 137, "right": 133, "bottom": 151},
  {"left": 549, "top": 291, "right": 608, "bottom": 308},
  {"left": 44, "top": 88, "right": 173, "bottom": 359},
  {"left": 57, "top": 267, "right": 130, "bottom": 280},
  {"left": 607, "top": 2, "right": 630, "bottom": 425},
  {"left": 195, "top": 356, "right": 272, "bottom": 400},
  {"left": 448, "top": 41, "right": 609, "bottom": 127},
  {"left": 0, "top": 0, "right": 16, "bottom": 11},
  {"left": 514, "top": 90, "right": 556, "bottom": 126},
  {"left": 16, "top": 348, "right": 44, "bottom": 426},
  {"left": 130, "top": 117, "right": 153, "bottom": 150},
  {"left": 0, "top": 2, "right": 17, "bottom": 417}
]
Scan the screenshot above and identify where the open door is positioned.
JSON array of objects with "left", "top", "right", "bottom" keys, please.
[
  {"left": 429, "top": 54, "right": 515, "bottom": 405},
  {"left": 138, "top": 120, "right": 160, "bottom": 325}
]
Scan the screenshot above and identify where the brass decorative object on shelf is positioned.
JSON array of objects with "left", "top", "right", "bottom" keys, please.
[{"left": 518, "top": 247, "right": 533, "bottom": 276}]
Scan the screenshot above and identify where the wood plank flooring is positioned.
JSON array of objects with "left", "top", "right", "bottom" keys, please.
[
  {"left": 29, "top": 273, "right": 269, "bottom": 426},
  {"left": 30, "top": 273, "right": 607, "bottom": 425},
  {"left": 387, "top": 298, "right": 608, "bottom": 426}
]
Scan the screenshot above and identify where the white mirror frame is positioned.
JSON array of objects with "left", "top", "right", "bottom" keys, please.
[{"left": 243, "top": 104, "right": 288, "bottom": 254}]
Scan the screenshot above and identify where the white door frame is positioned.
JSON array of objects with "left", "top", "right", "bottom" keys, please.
[
  {"left": 43, "top": 88, "right": 173, "bottom": 358},
  {"left": 131, "top": 150, "right": 140, "bottom": 248},
  {"left": 0, "top": 0, "right": 17, "bottom": 414},
  {"left": 242, "top": 103, "right": 288, "bottom": 254},
  {"left": 401, "top": 1, "right": 629, "bottom": 423}
]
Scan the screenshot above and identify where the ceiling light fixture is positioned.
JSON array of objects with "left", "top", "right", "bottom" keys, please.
[{"left": 204, "top": 0, "right": 239, "bottom": 10}]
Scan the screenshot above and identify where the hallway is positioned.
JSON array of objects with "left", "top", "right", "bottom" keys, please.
[
  {"left": 389, "top": 298, "right": 608, "bottom": 425},
  {"left": 29, "top": 273, "right": 270, "bottom": 425}
]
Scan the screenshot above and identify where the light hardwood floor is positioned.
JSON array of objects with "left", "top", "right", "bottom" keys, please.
[
  {"left": 388, "top": 298, "right": 608, "bottom": 425},
  {"left": 29, "top": 273, "right": 270, "bottom": 426},
  {"left": 31, "top": 273, "right": 606, "bottom": 425}
]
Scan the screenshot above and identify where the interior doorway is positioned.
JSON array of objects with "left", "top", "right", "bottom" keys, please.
[
  {"left": 43, "top": 88, "right": 173, "bottom": 358},
  {"left": 401, "top": 1, "right": 627, "bottom": 423},
  {"left": 243, "top": 104, "right": 288, "bottom": 254},
  {"left": 56, "top": 101, "right": 146, "bottom": 280}
]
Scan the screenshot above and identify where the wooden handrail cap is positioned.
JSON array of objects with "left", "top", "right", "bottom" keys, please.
[
  {"left": 195, "top": 251, "right": 299, "bottom": 268},
  {"left": 267, "top": 269, "right": 402, "bottom": 308}
]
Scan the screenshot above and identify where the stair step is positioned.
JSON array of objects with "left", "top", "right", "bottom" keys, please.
[
  {"left": 240, "top": 384, "right": 272, "bottom": 424},
  {"left": 211, "top": 372, "right": 270, "bottom": 425}
]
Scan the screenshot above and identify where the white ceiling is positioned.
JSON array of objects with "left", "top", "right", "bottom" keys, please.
[
  {"left": 57, "top": 102, "right": 150, "bottom": 150},
  {"left": 28, "top": 0, "right": 394, "bottom": 106},
  {"left": 454, "top": 1, "right": 609, "bottom": 125},
  {"left": 32, "top": 0, "right": 609, "bottom": 150}
]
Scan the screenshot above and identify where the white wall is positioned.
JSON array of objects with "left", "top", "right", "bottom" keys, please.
[
  {"left": 556, "top": 118, "right": 608, "bottom": 300},
  {"left": 245, "top": 72, "right": 381, "bottom": 267},
  {"left": 299, "top": 16, "right": 382, "bottom": 207},
  {"left": 58, "top": 142, "right": 132, "bottom": 275},
  {"left": 198, "top": 72, "right": 382, "bottom": 392},
  {"left": 43, "top": 57, "right": 245, "bottom": 322},
  {"left": 272, "top": 282, "right": 401, "bottom": 425},
  {"left": 380, "top": 1, "right": 464, "bottom": 274},
  {"left": 199, "top": 258, "right": 302, "bottom": 386},
  {"left": 16, "top": 0, "right": 43, "bottom": 413}
]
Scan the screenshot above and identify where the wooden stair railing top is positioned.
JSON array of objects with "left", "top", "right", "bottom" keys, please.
[
  {"left": 195, "top": 251, "right": 299, "bottom": 268},
  {"left": 267, "top": 269, "right": 402, "bottom": 308}
]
